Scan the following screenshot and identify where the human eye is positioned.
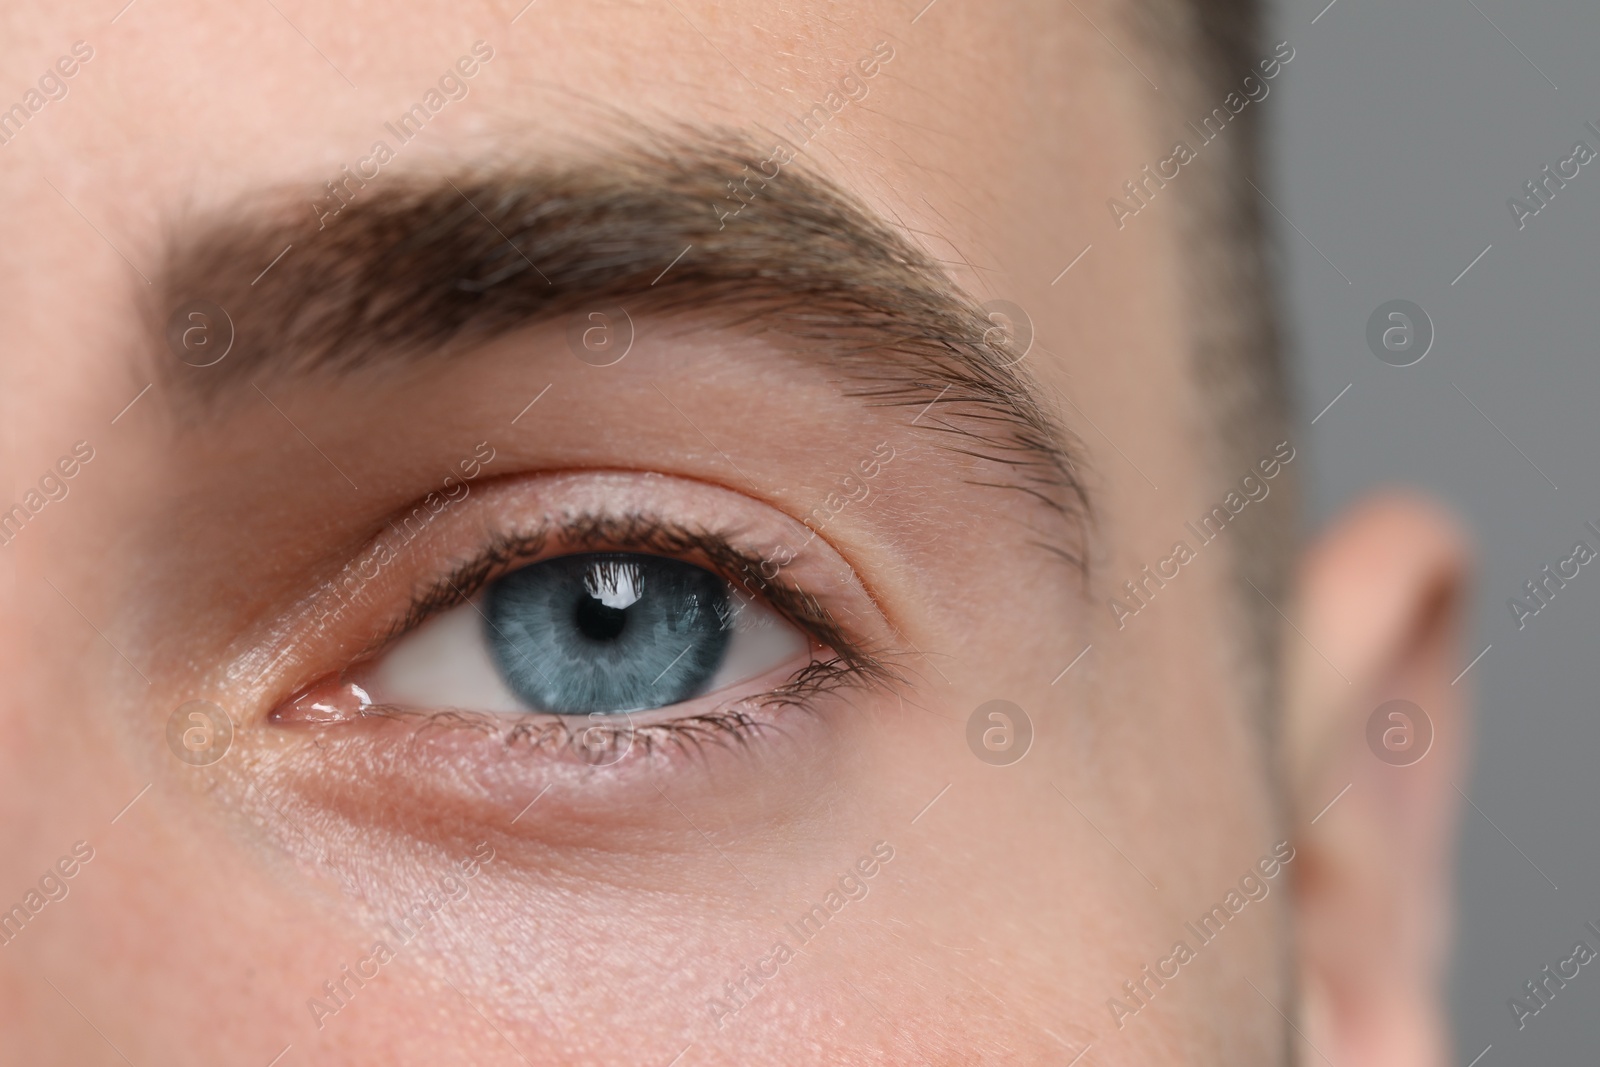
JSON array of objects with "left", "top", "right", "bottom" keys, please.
[
  {"left": 263, "top": 472, "right": 893, "bottom": 773},
  {"left": 363, "top": 551, "right": 807, "bottom": 719}
]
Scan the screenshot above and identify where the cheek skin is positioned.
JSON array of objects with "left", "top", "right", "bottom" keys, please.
[{"left": 194, "top": 689, "right": 906, "bottom": 1061}]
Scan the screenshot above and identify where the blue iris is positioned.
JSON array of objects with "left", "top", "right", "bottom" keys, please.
[{"left": 483, "top": 553, "right": 732, "bottom": 715}]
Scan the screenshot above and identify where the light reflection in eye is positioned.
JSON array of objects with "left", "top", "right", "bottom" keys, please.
[{"left": 364, "top": 553, "right": 808, "bottom": 716}]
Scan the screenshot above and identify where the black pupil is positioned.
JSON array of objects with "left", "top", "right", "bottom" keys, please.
[{"left": 575, "top": 596, "right": 628, "bottom": 642}]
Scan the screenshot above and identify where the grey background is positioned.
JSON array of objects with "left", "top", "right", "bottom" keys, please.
[{"left": 1268, "top": 0, "right": 1599, "bottom": 1059}]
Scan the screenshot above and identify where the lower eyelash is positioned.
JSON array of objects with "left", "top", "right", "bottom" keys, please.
[
  {"left": 309, "top": 695, "right": 779, "bottom": 764},
  {"left": 292, "top": 652, "right": 897, "bottom": 762},
  {"left": 507, "top": 707, "right": 771, "bottom": 761}
]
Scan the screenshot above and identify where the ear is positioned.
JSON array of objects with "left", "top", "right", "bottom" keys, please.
[{"left": 1283, "top": 495, "right": 1473, "bottom": 1067}]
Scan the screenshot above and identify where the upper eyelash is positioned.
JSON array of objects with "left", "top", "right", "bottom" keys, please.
[{"left": 369, "top": 511, "right": 896, "bottom": 690}]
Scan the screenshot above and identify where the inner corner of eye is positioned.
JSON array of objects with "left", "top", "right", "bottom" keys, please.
[{"left": 355, "top": 552, "right": 810, "bottom": 719}]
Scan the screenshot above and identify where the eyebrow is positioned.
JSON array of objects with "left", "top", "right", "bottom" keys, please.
[{"left": 154, "top": 130, "right": 1089, "bottom": 561}]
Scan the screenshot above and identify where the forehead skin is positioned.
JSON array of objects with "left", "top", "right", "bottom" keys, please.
[{"left": 0, "top": 1, "right": 1282, "bottom": 1065}]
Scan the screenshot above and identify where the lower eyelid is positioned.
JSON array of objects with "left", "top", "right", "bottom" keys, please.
[
  {"left": 270, "top": 653, "right": 836, "bottom": 748},
  {"left": 249, "top": 676, "right": 853, "bottom": 854}
]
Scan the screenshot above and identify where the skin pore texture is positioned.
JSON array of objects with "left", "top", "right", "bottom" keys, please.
[{"left": 0, "top": 1, "right": 1470, "bottom": 1064}]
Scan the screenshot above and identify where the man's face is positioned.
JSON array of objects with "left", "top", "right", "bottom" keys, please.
[{"left": 0, "top": 2, "right": 1465, "bottom": 1064}]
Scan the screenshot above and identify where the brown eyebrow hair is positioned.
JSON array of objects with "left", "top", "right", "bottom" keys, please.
[{"left": 154, "top": 130, "right": 1090, "bottom": 565}]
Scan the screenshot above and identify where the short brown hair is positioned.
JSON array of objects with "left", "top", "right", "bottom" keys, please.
[{"left": 1129, "top": 0, "right": 1298, "bottom": 728}]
